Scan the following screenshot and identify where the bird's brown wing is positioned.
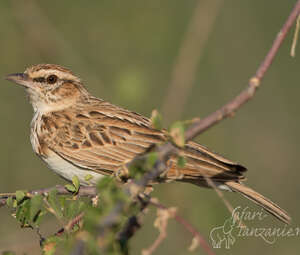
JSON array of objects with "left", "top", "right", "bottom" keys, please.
[
  {"left": 38, "top": 100, "right": 290, "bottom": 224},
  {"left": 40, "top": 101, "right": 166, "bottom": 176},
  {"left": 166, "top": 141, "right": 246, "bottom": 184},
  {"left": 40, "top": 100, "right": 246, "bottom": 182}
]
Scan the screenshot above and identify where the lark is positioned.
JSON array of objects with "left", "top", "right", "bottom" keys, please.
[{"left": 6, "top": 64, "right": 290, "bottom": 224}]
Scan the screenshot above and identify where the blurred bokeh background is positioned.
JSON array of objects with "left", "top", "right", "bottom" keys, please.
[{"left": 0, "top": 0, "right": 299, "bottom": 254}]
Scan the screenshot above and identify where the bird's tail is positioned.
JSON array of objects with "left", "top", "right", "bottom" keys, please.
[{"left": 225, "top": 181, "right": 291, "bottom": 224}]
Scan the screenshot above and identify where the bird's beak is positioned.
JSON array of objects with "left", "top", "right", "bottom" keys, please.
[{"left": 5, "top": 73, "right": 31, "bottom": 88}]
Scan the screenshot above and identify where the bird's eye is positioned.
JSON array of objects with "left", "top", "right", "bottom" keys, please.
[{"left": 47, "top": 75, "right": 58, "bottom": 84}]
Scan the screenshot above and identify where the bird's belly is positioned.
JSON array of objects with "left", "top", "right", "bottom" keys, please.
[{"left": 43, "top": 150, "right": 104, "bottom": 186}]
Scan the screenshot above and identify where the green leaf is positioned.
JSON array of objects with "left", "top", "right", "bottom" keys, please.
[
  {"left": 64, "top": 184, "right": 76, "bottom": 193},
  {"left": 97, "top": 176, "right": 114, "bottom": 191},
  {"left": 47, "top": 189, "right": 63, "bottom": 219},
  {"left": 15, "top": 199, "right": 31, "bottom": 227},
  {"left": 15, "top": 190, "right": 26, "bottom": 203},
  {"left": 128, "top": 158, "right": 148, "bottom": 179},
  {"left": 30, "top": 194, "right": 43, "bottom": 223},
  {"left": 2, "top": 251, "right": 16, "bottom": 255},
  {"left": 169, "top": 121, "right": 185, "bottom": 147},
  {"left": 72, "top": 175, "right": 80, "bottom": 193},
  {"left": 65, "top": 200, "right": 85, "bottom": 219},
  {"left": 150, "top": 109, "right": 163, "bottom": 130},
  {"left": 58, "top": 196, "right": 66, "bottom": 211},
  {"left": 34, "top": 210, "right": 46, "bottom": 226},
  {"left": 177, "top": 155, "right": 186, "bottom": 168},
  {"left": 146, "top": 152, "right": 158, "bottom": 168},
  {"left": 13, "top": 199, "right": 17, "bottom": 208},
  {"left": 84, "top": 174, "right": 93, "bottom": 182},
  {"left": 6, "top": 197, "right": 14, "bottom": 207}
]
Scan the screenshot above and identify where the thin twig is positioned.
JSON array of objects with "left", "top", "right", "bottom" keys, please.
[
  {"left": 204, "top": 177, "right": 234, "bottom": 213},
  {"left": 204, "top": 177, "right": 245, "bottom": 228},
  {"left": 56, "top": 212, "right": 85, "bottom": 236},
  {"left": 43, "top": 197, "right": 65, "bottom": 227},
  {"left": 149, "top": 198, "right": 215, "bottom": 255},
  {"left": 161, "top": 0, "right": 223, "bottom": 122},
  {"left": 291, "top": 14, "right": 300, "bottom": 57},
  {"left": 142, "top": 202, "right": 176, "bottom": 255}
]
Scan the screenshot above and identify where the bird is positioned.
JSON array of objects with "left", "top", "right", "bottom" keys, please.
[{"left": 5, "top": 64, "right": 290, "bottom": 224}]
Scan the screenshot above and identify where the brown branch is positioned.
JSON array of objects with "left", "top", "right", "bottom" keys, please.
[
  {"left": 184, "top": 0, "right": 300, "bottom": 140},
  {"left": 117, "top": 215, "right": 141, "bottom": 244},
  {"left": 116, "top": 195, "right": 148, "bottom": 245},
  {"left": 0, "top": 185, "right": 97, "bottom": 207}
]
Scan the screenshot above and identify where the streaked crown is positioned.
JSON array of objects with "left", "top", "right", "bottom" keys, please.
[{"left": 25, "top": 64, "right": 81, "bottom": 83}]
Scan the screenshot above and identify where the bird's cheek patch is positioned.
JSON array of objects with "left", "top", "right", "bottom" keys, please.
[{"left": 52, "top": 83, "right": 80, "bottom": 98}]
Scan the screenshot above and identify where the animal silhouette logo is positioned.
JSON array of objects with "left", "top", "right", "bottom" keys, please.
[{"left": 210, "top": 216, "right": 237, "bottom": 249}]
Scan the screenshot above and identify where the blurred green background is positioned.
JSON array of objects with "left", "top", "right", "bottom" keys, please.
[{"left": 0, "top": 0, "right": 299, "bottom": 254}]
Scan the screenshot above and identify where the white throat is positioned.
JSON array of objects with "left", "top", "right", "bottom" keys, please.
[{"left": 32, "top": 101, "right": 73, "bottom": 114}]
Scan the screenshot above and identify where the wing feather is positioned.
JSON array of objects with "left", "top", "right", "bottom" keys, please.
[
  {"left": 38, "top": 99, "right": 245, "bottom": 180},
  {"left": 40, "top": 101, "right": 164, "bottom": 175}
]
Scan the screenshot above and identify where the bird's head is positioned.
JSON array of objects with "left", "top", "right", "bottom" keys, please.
[{"left": 6, "top": 64, "right": 89, "bottom": 113}]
